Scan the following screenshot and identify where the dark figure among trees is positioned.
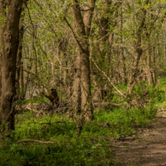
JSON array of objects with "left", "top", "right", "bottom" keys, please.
[{"left": 45, "top": 89, "right": 59, "bottom": 107}]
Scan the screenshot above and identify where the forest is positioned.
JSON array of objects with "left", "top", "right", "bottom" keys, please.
[{"left": 0, "top": 0, "right": 166, "bottom": 165}]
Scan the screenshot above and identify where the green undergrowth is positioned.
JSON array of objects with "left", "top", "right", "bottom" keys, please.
[
  {"left": 154, "top": 77, "right": 166, "bottom": 109},
  {"left": 1, "top": 78, "right": 166, "bottom": 166},
  {"left": 23, "top": 96, "right": 49, "bottom": 104},
  {"left": 0, "top": 104, "right": 157, "bottom": 166}
]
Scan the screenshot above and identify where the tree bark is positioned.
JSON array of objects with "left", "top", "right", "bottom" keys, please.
[
  {"left": 0, "top": 0, "right": 5, "bottom": 114},
  {"left": 0, "top": 0, "right": 23, "bottom": 131},
  {"left": 16, "top": 18, "right": 24, "bottom": 95},
  {"left": 70, "top": 0, "right": 95, "bottom": 124},
  {"left": 119, "top": 1, "right": 127, "bottom": 84},
  {"left": 127, "top": 1, "right": 148, "bottom": 94}
]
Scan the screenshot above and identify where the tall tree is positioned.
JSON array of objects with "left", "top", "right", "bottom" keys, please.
[
  {"left": 0, "top": 0, "right": 6, "bottom": 112},
  {"left": 0, "top": 0, "right": 23, "bottom": 132},
  {"left": 69, "top": 0, "right": 95, "bottom": 135},
  {"left": 127, "top": 0, "right": 149, "bottom": 94}
]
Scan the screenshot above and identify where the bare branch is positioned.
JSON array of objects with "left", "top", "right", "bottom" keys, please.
[
  {"left": 91, "top": 59, "right": 126, "bottom": 98},
  {"left": 17, "top": 139, "right": 54, "bottom": 144},
  {"left": 40, "top": 121, "right": 70, "bottom": 125}
]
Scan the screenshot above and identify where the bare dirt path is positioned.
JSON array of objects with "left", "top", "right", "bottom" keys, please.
[{"left": 113, "top": 110, "right": 166, "bottom": 166}]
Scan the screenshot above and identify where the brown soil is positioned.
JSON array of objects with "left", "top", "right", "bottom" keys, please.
[{"left": 112, "top": 110, "right": 166, "bottom": 166}]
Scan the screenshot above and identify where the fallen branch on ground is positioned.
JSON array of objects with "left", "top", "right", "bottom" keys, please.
[
  {"left": 17, "top": 139, "right": 54, "bottom": 144},
  {"left": 40, "top": 121, "right": 70, "bottom": 125}
]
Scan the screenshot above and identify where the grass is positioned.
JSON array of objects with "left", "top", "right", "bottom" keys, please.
[
  {"left": 0, "top": 105, "right": 157, "bottom": 166},
  {"left": 1, "top": 78, "right": 166, "bottom": 166}
]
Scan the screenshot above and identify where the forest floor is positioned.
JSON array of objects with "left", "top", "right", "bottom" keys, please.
[{"left": 112, "top": 109, "right": 166, "bottom": 166}]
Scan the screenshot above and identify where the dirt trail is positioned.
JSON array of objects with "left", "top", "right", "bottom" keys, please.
[{"left": 113, "top": 110, "right": 166, "bottom": 166}]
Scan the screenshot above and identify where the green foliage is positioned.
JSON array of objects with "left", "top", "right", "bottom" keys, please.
[
  {"left": 0, "top": 101, "right": 157, "bottom": 166},
  {"left": 23, "top": 96, "right": 49, "bottom": 104},
  {"left": 133, "top": 84, "right": 165, "bottom": 103},
  {"left": 0, "top": 137, "right": 113, "bottom": 166},
  {"left": 2, "top": 78, "right": 166, "bottom": 165},
  {"left": 0, "top": 113, "right": 114, "bottom": 166},
  {"left": 159, "top": 77, "right": 166, "bottom": 90}
]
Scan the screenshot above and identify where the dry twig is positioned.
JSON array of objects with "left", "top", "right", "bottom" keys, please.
[
  {"left": 17, "top": 139, "right": 54, "bottom": 144},
  {"left": 91, "top": 59, "right": 126, "bottom": 98}
]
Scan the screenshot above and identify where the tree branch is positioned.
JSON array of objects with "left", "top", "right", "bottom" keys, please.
[
  {"left": 17, "top": 139, "right": 54, "bottom": 144},
  {"left": 91, "top": 58, "right": 126, "bottom": 98}
]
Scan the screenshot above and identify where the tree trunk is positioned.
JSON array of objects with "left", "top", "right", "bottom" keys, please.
[
  {"left": 119, "top": 1, "right": 127, "bottom": 84},
  {"left": 146, "top": 46, "right": 154, "bottom": 86},
  {"left": 16, "top": 19, "right": 24, "bottom": 95},
  {"left": 127, "top": 2, "right": 147, "bottom": 94},
  {"left": 0, "top": 0, "right": 5, "bottom": 114},
  {"left": 0, "top": 0, "right": 23, "bottom": 132},
  {"left": 70, "top": 0, "right": 95, "bottom": 124},
  {"left": 72, "top": 54, "right": 82, "bottom": 136}
]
